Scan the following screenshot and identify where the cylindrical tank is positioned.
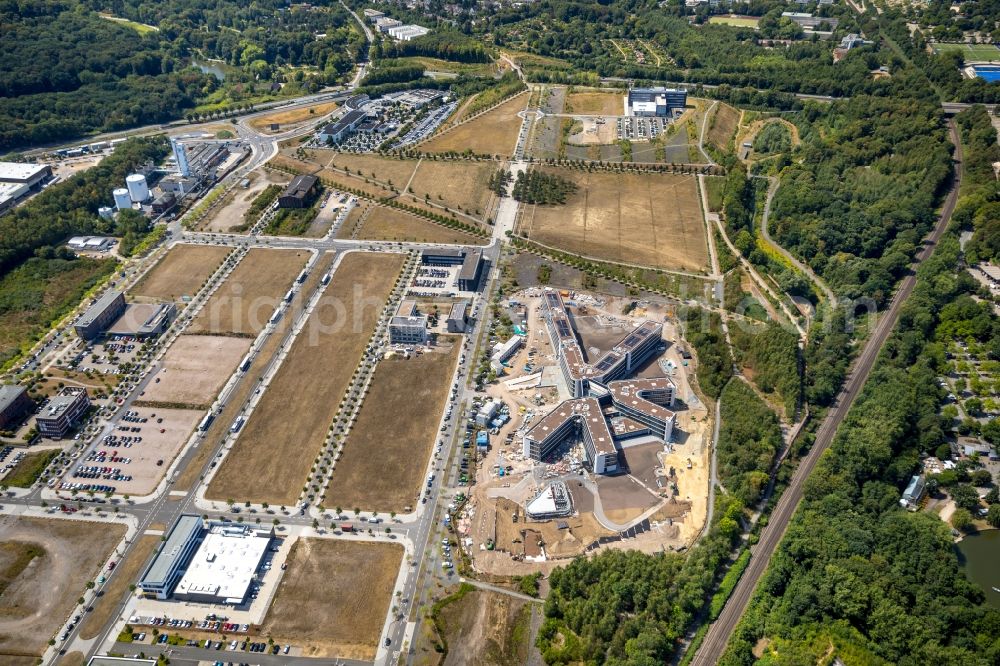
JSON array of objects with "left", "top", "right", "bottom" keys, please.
[
  {"left": 98, "top": 206, "right": 115, "bottom": 220},
  {"left": 113, "top": 188, "right": 132, "bottom": 210},
  {"left": 125, "top": 173, "right": 149, "bottom": 202}
]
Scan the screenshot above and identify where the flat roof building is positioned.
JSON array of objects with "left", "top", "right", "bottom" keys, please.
[
  {"left": 75, "top": 291, "right": 126, "bottom": 340},
  {"left": 626, "top": 87, "right": 688, "bottom": 117},
  {"left": 523, "top": 397, "right": 619, "bottom": 474},
  {"left": 319, "top": 110, "right": 368, "bottom": 144},
  {"left": 139, "top": 514, "right": 204, "bottom": 600},
  {"left": 36, "top": 387, "right": 89, "bottom": 439},
  {"left": 174, "top": 523, "right": 273, "bottom": 604},
  {"left": 388, "top": 24, "right": 430, "bottom": 41},
  {"left": 0, "top": 162, "right": 52, "bottom": 187},
  {"left": 446, "top": 301, "right": 469, "bottom": 333},
  {"left": 375, "top": 16, "right": 402, "bottom": 32},
  {"left": 278, "top": 174, "right": 318, "bottom": 209},
  {"left": 107, "top": 303, "right": 176, "bottom": 338},
  {"left": 458, "top": 249, "right": 484, "bottom": 291},
  {"left": 0, "top": 384, "right": 33, "bottom": 431},
  {"left": 389, "top": 299, "right": 428, "bottom": 345}
]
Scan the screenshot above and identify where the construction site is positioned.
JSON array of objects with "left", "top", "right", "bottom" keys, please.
[{"left": 454, "top": 288, "right": 712, "bottom": 577}]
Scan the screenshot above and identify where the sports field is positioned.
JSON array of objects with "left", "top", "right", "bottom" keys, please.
[
  {"left": 519, "top": 168, "right": 709, "bottom": 272},
  {"left": 348, "top": 205, "right": 484, "bottom": 245},
  {"left": 130, "top": 244, "right": 231, "bottom": 302},
  {"left": 206, "top": 252, "right": 404, "bottom": 506},
  {"left": 0, "top": 516, "right": 124, "bottom": 660},
  {"left": 262, "top": 538, "right": 402, "bottom": 660},
  {"left": 419, "top": 93, "right": 526, "bottom": 156},
  {"left": 933, "top": 43, "right": 1000, "bottom": 61},
  {"left": 187, "top": 248, "right": 309, "bottom": 336},
  {"left": 324, "top": 341, "right": 460, "bottom": 513},
  {"left": 708, "top": 15, "right": 759, "bottom": 28}
]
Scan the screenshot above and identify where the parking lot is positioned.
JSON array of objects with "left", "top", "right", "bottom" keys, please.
[{"left": 617, "top": 115, "right": 669, "bottom": 141}]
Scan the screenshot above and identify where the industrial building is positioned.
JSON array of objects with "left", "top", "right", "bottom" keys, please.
[
  {"left": 364, "top": 8, "right": 385, "bottom": 20},
  {"left": 36, "top": 387, "right": 89, "bottom": 439},
  {"left": 140, "top": 515, "right": 274, "bottom": 604},
  {"left": 278, "top": 174, "right": 319, "bottom": 209},
  {"left": 150, "top": 191, "right": 177, "bottom": 215},
  {"left": 318, "top": 110, "right": 368, "bottom": 144},
  {"left": 0, "top": 162, "right": 52, "bottom": 214},
  {"left": 446, "top": 301, "right": 469, "bottom": 333},
  {"left": 389, "top": 299, "right": 428, "bottom": 345},
  {"left": 0, "top": 384, "right": 33, "bottom": 431},
  {"left": 520, "top": 290, "right": 672, "bottom": 474},
  {"left": 375, "top": 16, "right": 402, "bottom": 32},
  {"left": 388, "top": 24, "right": 430, "bottom": 41},
  {"left": 75, "top": 291, "right": 126, "bottom": 340},
  {"left": 625, "top": 88, "right": 688, "bottom": 117},
  {"left": 420, "top": 248, "right": 484, "bottom": 291},
  {"left": 68, "top": 236, "right": 115, "bottom": 252},
  {"left": 107, "top": 303, "right": 176, "bottom": 338}
]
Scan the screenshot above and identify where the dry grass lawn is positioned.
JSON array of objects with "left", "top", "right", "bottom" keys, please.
[
  {"left": 206, "top": 252, "right": 404, "bottom": 506},
  {"left": 324, "top": 342, "right": 459, "bottom": 513},
  {"left": 352, "top": 206, "right": 483, "bottom": 245},
  {"left": 130, "top": 244, "right": 231, "bottom": 302},
  {"left": 419, "top": 93, "right": 526, "bottom": 156},
  {"left": 78, "top": 535, "right": 159, "bottom": 640},
  {"left": 706, "top": 102, "right": 740, "bottom": 152},
  {"left": 436, "top": 589, "right": 532, "bottom": 666},
  {"left": 565, "top": 91, "right": 624, "bottom": 116},
  {"left": 141, "top": 335, "right": 251, "bottom": 408},
  {"left": 520, "top": 168, "right": 709, "bottom": 272},
  {"left": 325, "top": 152, "right": 420, "bottom": 189},
  {"left": 261, "top": 538, "right": 402, "bottom": 660},
  {"left": 407, "top": 160, "right": 494, "bottom": 217},
  {"left": 249, "top": 101, "right": 339, "bottom": 132},
  {"left": 0, "top": 516, "right": 124, "bottom": 660},
  {"left": 188, "top": 248, "right": 309, "bottom": 336}
]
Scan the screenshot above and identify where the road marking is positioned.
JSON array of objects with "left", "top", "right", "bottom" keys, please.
[
  {"left": 168, "top": 490, "right": 187, "bottom": 497},
  {"left": 144, "top": 529, "right": 164, "bottom": 536}
]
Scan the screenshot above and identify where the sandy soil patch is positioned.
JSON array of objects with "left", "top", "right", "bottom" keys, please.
[
  {"left": 201, "top": 170, "right": 292, "bottom": 233},
  {"left": 261, "top": 538, "right": 401, "bottom": 661},
  {"left": 188, "top": 248, "right": 309, "bottom": 337},
  {"left": 206, "top": 252, "right": 404, "bottom": 506},
  {"left": 0, "top": 516, "right": 124, "bottom": 660},
  {"left": 130, "top": 244, "right": 231, "bottom": 302},
  {"left": 324, "top": 342, "right": 460, "bottom": 513},
  {"left": 141, "top": 335, "right": 251, "bottom": 408}
]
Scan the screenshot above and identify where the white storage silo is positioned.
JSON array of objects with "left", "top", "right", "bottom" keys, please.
[
  {"left": 125, "top": 173, "right": 150, "bottom": 202},
  {"left": 98, "top": 206, "right": 115, "bottom": 220},
  {"left": 113, "top": 188, "right": 132, "bottom": 210}
]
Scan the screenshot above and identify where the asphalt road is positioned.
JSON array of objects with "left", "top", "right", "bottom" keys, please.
[{"left": 690, "top": 119, "right": 964, "bottom": 664}]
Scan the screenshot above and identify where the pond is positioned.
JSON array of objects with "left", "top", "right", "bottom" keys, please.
[
  {"left": 956, "top": 529, "right": 1000, "bottom": 609},
  {"left": 192, "top": 59, "right": 226, "bottom": 82}
]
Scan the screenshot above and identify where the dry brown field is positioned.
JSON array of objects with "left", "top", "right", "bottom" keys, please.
[
  {"left": 206, "top": 252, "right": 404, "bottom": 506},
  {"left": 141, "top": 335, "right": 251, "bottom": 408},
  {"left": 188, "top": 248, "right": 309, "bottom": 336},
  {"left": 324, "top": 342, "right": 459, "bottom": 513},
  {"left": 407, "top": 160, "right": 494, "bottom": 216},
  {"left": 78, "top": 534, "right": 159, "bottom": 640},
  {"left": 706, "top": 102, "right": 740, "bottom": 152},
  {"left": 435, "top": 589, "right": 533, "bottom": 666},
  {"left": 419, "top": 93, "right": 526, "bottom": 156},
  {"left": 353, "top": 206, "right": 483, "bottom": 245},
  {"left": 326, "top": 152, "right": 420, "bottom": 189},
  {"left": 520, "top": 168, "right": 708, "bottom": 272},
  {"left": 261, "top": 538, "right": 402, "bottom": 660},
  {"left": 0, "top": 516, "right": 124, "bottom": 660},
  {"left": 564, "top": 90, "right": 624, "bottom": 116},
  {"left": 248, "top": 101, "right": 339, "bottom": 132},
  {"left": 201, "top": 170, "right": 292, "bottom": 233},
  {"left": 130, "top": 244, "right": 231, "bottom": 302}
]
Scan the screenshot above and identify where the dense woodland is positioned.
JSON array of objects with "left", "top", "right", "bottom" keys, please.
[
  {"left": 955, "top": 106, "right": 1000, "bottom": 264},
  {"left": 717, "top": 380, "right": 783, "bottom": 505},
  {"left": 730, "top": 322, "right": 801, "bottom": 416}
]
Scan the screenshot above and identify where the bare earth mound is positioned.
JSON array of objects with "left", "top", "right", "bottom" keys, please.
[
  {"left": 261, "top": 538, "right": 402, "bottom": 661},
  {"left": 130, "top": 244, "right": 230, "bottom": 302}
]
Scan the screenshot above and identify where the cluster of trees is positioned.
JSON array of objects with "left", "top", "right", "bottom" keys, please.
[
  {"left": 361, "top": 64, "right": 425, "bottom": 86},
  {"left": 378, "top": 31, "right": 490, "bottom": 63},
  {"left": 487, "top": 168, "right": 513, "bottom": 197},
  {"left": 511, "top": 170, "right": 577, "bottom": 204},
  {"left": 0, "top": 137, "right": 169, "bottom": 276},
  {"left": 721, "top": 231, "right": 1000, "bottom": 666},
  {"left": 770, "top": 96, "right": 953, "bottom": 305},
  {"left": 731, "top": 321, "right": 801, "bottom": 415},
  {"left": 751, "top": 122, "right": 792, "bottom": 155},
  {"left": 682, "top": 308, "right": 732, "bottom": 399},
  {"left": 954, "top": 106, "right": 1000, "bottom": 264},
  {"left": 717, "top": 379, "right": 783, "bottom": 505}
]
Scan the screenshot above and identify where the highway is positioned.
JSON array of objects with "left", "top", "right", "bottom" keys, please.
[{"left": 690, "top": 118, "right": 964, "bottom": 665}]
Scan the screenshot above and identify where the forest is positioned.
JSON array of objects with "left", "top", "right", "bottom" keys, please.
[
  {"left": 720, "top": 231, "right": 1000, "bottom": 665},
  {"left": 716, "top": 379, "right": 783, "bottom": 505},
  {"left": 954, "top": 106, "right": 1000, "bottom": 264},
  {"left": 730, "top": 321, "right": 801, "bottom": 416}
]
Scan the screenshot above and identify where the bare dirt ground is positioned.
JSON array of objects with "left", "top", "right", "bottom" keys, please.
[
  {"left": 324, "top": 341, "right": 460, "bottom": 513},
  {"left": 130, "top": 244, "right": 231, "bottom": 302},
  {"left": 594, "top": 473, "right": 660, "bottom": 524},
  {"left": 78, "top": 534, "right": 159, "bottom": 640},
  {"left": 420, "top": 93, "right": 526, "bottom": 157},
  {"left": 201, "top": 170, "right": 292, "bottom": 233},
  {"left": 173, "top": 254, "right": 338, "bottom": 493},
  {"left": 188, "top": 248, "right": 309, "bottom": 337},
  {"left": 520, "top": 168, "right": 709, "bottom": 273},
  {"left": 141, "top": 335, "right": 251, "bottom": 408},
  {"left": 351, "top": 206, "right": 483, "bottom": 245},
  {"left": 564, "top": 91, "right": 624, "bottom": 116},
  {"left": 248, "top": 101, "right": 339, "bottom": 133},
  {"left": 261, "top": 538, "right": 402, "bottom": 661},
  {"left": 92, "top": 406, "right": 202, "bottom": 496},
  {"left": 206, "top": 252, "right": 404, "bottom": 506},
  {"left": 0, "top": 516, "right": 124, "bottom": 660},
  {"left": 407, "top": 160, "right": 494, "bottom": 217},
  {"left": 420, "top": 588, "right": 532, "bottom": 666}
]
